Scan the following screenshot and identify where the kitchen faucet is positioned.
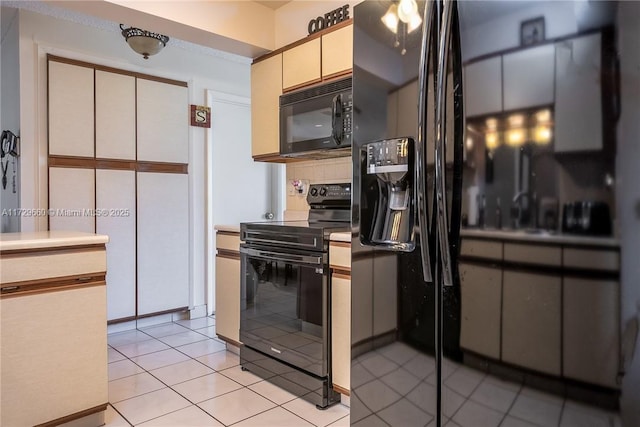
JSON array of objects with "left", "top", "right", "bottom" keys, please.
[{"left": 511, "top": 190, "right": 529, "bottom": 229}]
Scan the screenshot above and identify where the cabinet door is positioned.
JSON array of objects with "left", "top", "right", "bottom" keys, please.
[
  {"left": 460, "top": 263, "right": 502, "bottom": 359},
  {"left": 282, "top": 38, "right": 321, "bottom": 90},
  {"left": 48, "top": 167, "right": 95, "bottom": 233},
  {"left": 331, "top": 273, "right": 351, "bottom": 393},
  {"left": 563, "top": 277, "right": 619, "bottom": 388},
  {"left": 503, "top": 44, "right": 555, "bottom": 110},
  {"left": 137, "top": 79, "right": 189, "bottom": 163},
  {"left": 215, "top": 255, "right": 241, "bottom": 343},
  {"left": 251, "top": 54, "right": 282, "bottom": 158},
  {"left": 464, "top": 56, "right": 502, "bottom": 117},
  {"left": 502, "top": 270, "right": 561, "bottom": 375},
  {"left": 48, "top": 61, "right": 94, "bottom": 157},
  {"left": 322, "top": 25, "right": 353, "bottom": 78},
  {"left": 95, "top": 71, "right": 136, "bottom": 160},
  {"left": 137, "top": 172, "right": 189, "bottom": 316},
  {"left": 96, "top": 169, "right": 136, "bottom": 321},
  {"left": 554, "top": 33, "right": 602, "bottom": 152}
]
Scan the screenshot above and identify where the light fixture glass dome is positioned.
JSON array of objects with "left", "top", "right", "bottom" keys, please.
[{"left": 120, "top": 25, "right": 169, "bottom": 59}]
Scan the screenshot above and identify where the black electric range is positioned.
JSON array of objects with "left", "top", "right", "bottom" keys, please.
[{"left": 238, "top": 183, "right": 350, "bottom": 409}]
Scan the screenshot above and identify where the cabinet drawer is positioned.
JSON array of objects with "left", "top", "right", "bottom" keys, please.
[
  {"left": 1, "top": 247, "right": 106, "bottom": 284},
  {"left": 330, "top": 241, "right": 351, "bottom": 270},
  {"left": 563, "top": 248, "right": 619, "bottom": 272},
  {"left": 460, "top": 239, "right": 502, "bottom": 260},
  {"left": 217, "top": 232, "right": 240, "bottom": 253},
  {"left": 504, "top": 243, "right": 561, "bottom": 266}
]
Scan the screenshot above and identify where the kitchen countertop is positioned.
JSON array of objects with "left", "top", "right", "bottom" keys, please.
[
  {"left": 214, "top": 225, "right": 240, "bottom": 233},
  {"left": 461, "top": 228, "right": 620, "bottom": 248},
  {"left": 0, "top": 231, "right": 109, "bottom": 251},
  {"left": 330, "top": 232, "right": 351, "bottom": 243}
]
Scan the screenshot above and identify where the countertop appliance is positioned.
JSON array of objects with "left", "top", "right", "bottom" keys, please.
[
  {"left": 562, "top": 200, "right": 612, "bottom": 235},
  {"left": 239, "top": 183, "right": 350, "bottom": 409},
  {"left": 351, "top": 1, "right": 628, "bottom": 426},
  {"left": 280, "top": 77, "right": 352, "bottom": 158}
]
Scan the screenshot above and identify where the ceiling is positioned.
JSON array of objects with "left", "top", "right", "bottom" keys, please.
[{"left": 254, "top": 1, "right": 292, "bottom": 10}]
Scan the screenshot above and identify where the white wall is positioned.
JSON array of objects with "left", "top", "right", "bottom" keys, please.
[
  {"left": 617, "top": 2, "right": 640, "bottom": 426},
  {"left": 1, "top": 7, "right": 20, "bottom": 232},
  {"left": 14, "top": 7, "right": 252, "bottom": 315},
  {"left": 274, "top": 0, "right": 362, "bottom": 48}
]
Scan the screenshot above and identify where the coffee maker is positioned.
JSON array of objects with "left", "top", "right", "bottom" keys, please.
[{"left": 359, "top": 138, "right": 415, "bottom": 251}]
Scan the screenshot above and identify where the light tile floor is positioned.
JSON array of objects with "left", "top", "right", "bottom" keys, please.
[
  {"left": 105, "top": 316, "right": 350, "bottom": 426},
  {"left": 351, "top": 341, "right": 622, "bottom": 427},
  {"left": 107, "top": 317, "right": 621, "bottom": 427}
]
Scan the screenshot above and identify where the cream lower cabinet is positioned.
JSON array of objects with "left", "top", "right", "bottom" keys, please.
[
  {"left": 330, "top": 240, "right": 351, "bottom": 395},
  {"left": 215, "top": 230, "right": 241, "bottom": 344},
  {"left": 460, "top": 263, "right": 502, "bottom": 359},
  {"left": 1, "top": 237, "right": 108, "bottom": 427},
  {"left": 502, "top": 270, "right": 562, "bottom": 376}
]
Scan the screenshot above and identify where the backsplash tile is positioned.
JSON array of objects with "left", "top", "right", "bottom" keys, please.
[{"left": 286, "top": 157, "right": 352, "bottom": 212}]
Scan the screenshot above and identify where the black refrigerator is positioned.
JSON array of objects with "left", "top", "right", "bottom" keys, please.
[{"left": 351, "top": 1, "right": 640, "bottom": 426}]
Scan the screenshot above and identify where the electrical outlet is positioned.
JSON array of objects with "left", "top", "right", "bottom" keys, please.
[{"left": 288, "top": 179, "right": 310, "bottom": 196}]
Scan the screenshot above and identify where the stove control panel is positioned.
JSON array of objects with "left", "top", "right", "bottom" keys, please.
[{"left": 307, "top": 183, "right": 351, "bottom": 206}]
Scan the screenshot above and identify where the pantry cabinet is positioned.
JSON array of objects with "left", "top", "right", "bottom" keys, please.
[
  {"left": 47, "top": 55, "right": 190, "bottom": 322},
  {"left": 95, "top": 71, "right": 136, "bottom": 160},
  {"left": 48, "top": 61, "right": 94, "bottom": 157}
]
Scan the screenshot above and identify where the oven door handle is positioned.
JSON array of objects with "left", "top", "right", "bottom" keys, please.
[
  {"left": 242, "top": 231, "right": 318, "bottom": 249},
  {"left": 240, "top": 246, "right": 324, "bottom": 266}
]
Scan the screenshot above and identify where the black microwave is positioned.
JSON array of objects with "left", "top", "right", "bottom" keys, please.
[{"left": 280, "top": 77, "right": 352, "bottom": 158}]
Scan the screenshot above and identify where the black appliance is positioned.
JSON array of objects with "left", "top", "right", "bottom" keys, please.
[
  {"left": 351, "top": 1, "right": 628, "bottom": 426},
  {"left": 280, "top": 77, "right": 352, "bottom": 158},
  {"left": 239, "top": 183, "right": 350, "bottom": 409},
  {"left": 562, "top": 200, "right": 612, "bottom": 236}
]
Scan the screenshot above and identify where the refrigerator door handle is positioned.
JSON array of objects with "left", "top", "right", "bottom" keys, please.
[
  {"left": 434, "top": 0, "right": 454, "bottom": 287},
  {"left": 416, "top": 0, "right": 436, "bottom": 283}
]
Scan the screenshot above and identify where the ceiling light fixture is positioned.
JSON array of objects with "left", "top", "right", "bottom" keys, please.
[
  {"left": 120, "top": 24, "right": 169, "bottom": 59},
  {"left": 381, "top": 4, "right": 399, "bottom": 34}
]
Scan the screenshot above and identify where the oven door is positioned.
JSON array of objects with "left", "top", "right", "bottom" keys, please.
[{"left": 240, "top": 245, "right": 329, "bottom": 377}]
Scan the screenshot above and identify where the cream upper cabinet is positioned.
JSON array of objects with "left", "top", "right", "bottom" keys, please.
[
  {"left": 137, "top": 79, "right": 189, "bottom": 163},
  {"left": 464, "top": 56, "right": 502, "bottom": 117},
  {"left": 282, "top": 38, "right": 321, "bottom": 90},
  {"left": 95, "top": 71, "right": 136, "bottom": 160},
  {"left": 503, "top": 44, "right": 555, "bottom": 110},
  {"left": 554, "top": 33, "right": 602, "bottom": 152},
  {"left": 322, "top": 24, "right": 353, "bottom": 78},
  {"left": 48, "top": 61, "right": 94, "bottom": 157},
  {"left": 251, "top": 53, "right": 282, "bottom": 158}
]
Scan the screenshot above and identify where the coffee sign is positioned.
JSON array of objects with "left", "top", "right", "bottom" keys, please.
[{"left": 308, "top": 4, "right": 350, "bottom": 35}]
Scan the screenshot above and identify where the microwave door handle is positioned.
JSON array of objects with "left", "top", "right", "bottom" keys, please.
[
  {"left": 417, "top": 0, "right": 436, "bottom": 283},
  {"left": 435, "top": 0, "right": 454, "bottom": 287},
  {"left": 332, "top": 94, "right": 344, "bottom": 145}
]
